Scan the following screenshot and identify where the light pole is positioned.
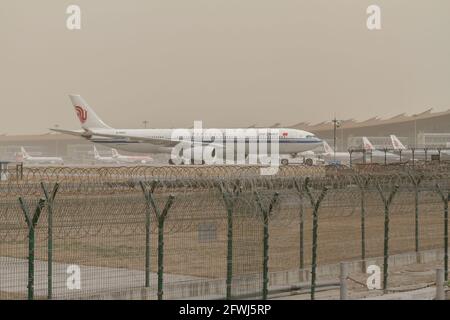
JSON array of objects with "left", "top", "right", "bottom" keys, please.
[
  {"left": 143, "top": 120, "right": 149, "bottom": 129},
  {"left": 332, "top": 118, "right": 341, "bottom": 161},
  {"left": 414, "top": 119, "right": 417, "bottom": 148},
  {"left": 54, "top": 124, "right": 59, "bottom": 157}
]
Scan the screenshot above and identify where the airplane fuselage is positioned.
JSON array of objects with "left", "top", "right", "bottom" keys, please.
[
  {"left": 113, "top": 155, "right": 152, "bottom": 164},
  {"left": 319, "top": 151, "right": 364, "bottom": 164},
  {"left": 94, "top": 155, "right": 117, "bottom": 164},
  {"left": 23, "top": 157, "right": 64, "bottom": 165},
  {"left": 87, "top": 128, "right": 323, "bottom": 155}
]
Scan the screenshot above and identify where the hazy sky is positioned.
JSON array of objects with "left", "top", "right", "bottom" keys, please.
[{"left": 1, "top": 1, "right": 450, "bottom": 134}]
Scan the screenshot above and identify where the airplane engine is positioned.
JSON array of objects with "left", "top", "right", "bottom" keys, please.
[
  {"left": 304, "top": 158, "right": 314, "bottom": 166},
  {"left": 177, "top": 146, "right": 215, "bottom": 165}
]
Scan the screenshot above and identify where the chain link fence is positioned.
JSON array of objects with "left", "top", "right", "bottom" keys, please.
[{"left": 0, "top": 164, "right": 449, "bottom": 299}]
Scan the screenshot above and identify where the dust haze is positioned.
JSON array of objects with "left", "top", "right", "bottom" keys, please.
[{"left": 1, "top": 0, "right": 449, "bottom": 134}]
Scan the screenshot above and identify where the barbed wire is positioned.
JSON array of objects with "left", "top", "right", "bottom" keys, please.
[
  {"left": 4, "top": 162, "right": 450, "bottom": 183},
  {"left": 1, "top": 164, "right": 449, "bottom": 300},
  {"left": 1, "top": 165, "right": 449, "bottom": 241}
]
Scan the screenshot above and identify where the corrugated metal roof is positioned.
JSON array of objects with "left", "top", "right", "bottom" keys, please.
[
  {"left": 290, "top": 108, "right": 450, "bottom": 132},
  {"left": 1, "top": 107, "right": 450, "bottom": 142}
]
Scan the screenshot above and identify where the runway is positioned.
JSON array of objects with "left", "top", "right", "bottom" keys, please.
[{"left": 0, "top": 256, "right": 202, "bottom": 299}]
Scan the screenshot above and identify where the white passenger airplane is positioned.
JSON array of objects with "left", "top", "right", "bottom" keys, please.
[
  {"left": 111, "top": 149, "right": 153, "bottom": 164},
  {"left": 320, "top": 141, "right": 364, "bottom": 164},
  {"left": 19, "top": 147, "right": 64, "bottom": 165},
  {"left": 93, "top": 146, "right": 117, "bottom": 164},
  {"left": 94, "top": 146, "right": 153, "bottom": 164},
  {"left": 390, "top": 135, "right": 448, "bottom": 159},
  {"left": 52, "top": 95, "right": 323, "bottom": 165},
  {"left": 362, "top": 137, "right": 400, "bottom": 162},
  {"left": 93, "top": 146, "right": 152, "bottom": 164},
  {"left": 390, "top": 135, "right": 408, "bottom": 151}
]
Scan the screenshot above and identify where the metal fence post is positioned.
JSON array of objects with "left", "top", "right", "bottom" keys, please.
[
  {"left": 226, "top": 198, "right": 234, "bottom": 300},
  {"left": 141, "top": 180, "right": 174, "bottom": 300},
  {"left": 355, "top": 176, "right": 370, "bottom": 272},
  {"left": 293, "top": 179, "right": 305, "bottom": 270},
  {"left": 152, "top": 194, "right": 174, "bottom": 300},
  {"left": 262, "top": 207, "right": 269, "bottom": 300},
  {"left": 140, "top": 180, "right": 159, "bottom": 289},
  {"left": 349, "top": 151, "right": 353, "bottom": 168},
  {"left": 360, "top": 187, "right": 366, "bottom": 272},
  {"left": 446, "top": 195, "right": 449, "bottom": 282},
  {"left": 304, "top": 178, "right": 328, "bottom": 300},
  {"left": 255, "top": 191, "right": 279, "bottom": 300},
  {"left": 414, "top": 184, "right": 420, "bottom": 256},
  {"left": 299, "top": 199, "right": 305, "bottom": 270},
  {"left": 40, "top": 182, "right": 60, "bottom": 300},
  {"left": 436, "top": 268, "right": 445, "bottom": 300},
  {"left": 15, "top": 163, "right": 23, "bottom": 180},
  {"left": 220, "top": 182, "right": 241, "bottom": 300},
  {"left": 435, "top": 184, "right": 449, "bottom": 281},
  {"left": 408, "top": 173, "right": 422, "bottom": 262},
  {"left": 376, "top": 183, "right": 399, "bottom": 293},
  {"left": 340, "top": 262, "right": 349, "bottom": 300},
  {"left": 18, "top": 197, "right": 46, "bottom": 300}
]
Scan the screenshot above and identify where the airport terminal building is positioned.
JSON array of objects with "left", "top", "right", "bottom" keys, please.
[
  {"left": 2, "top": 108, "right": 450, "bottom": 162},
  {"left": 290, "top": 108, "right": 450, "bottom": 151}
]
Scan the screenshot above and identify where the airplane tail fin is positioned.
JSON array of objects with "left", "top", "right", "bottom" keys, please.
[
  {"left": 20, "top": 147, "right": 30, "bottom": 159},
  {"left": 111, "top": 149, "right": 119, "bottom": 158},
  {"left": 362, "top": 137, "right": 375, "bottom": 150},
  {"left": 69, "top": 95, "right": 111, "bottom": 130},
  {"left": 390, "top": 135, "right": 406, "bottom": 150},
  {"left": 323, "top": 141, "right": 334, "bottom": 154}
]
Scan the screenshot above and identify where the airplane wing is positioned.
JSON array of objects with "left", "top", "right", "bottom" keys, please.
[
  {"left": 50, "top": 128, "right": 90, "bottom": 137},
  {"left": 88, "top": 131, "right": 224, "bottom": 149}
]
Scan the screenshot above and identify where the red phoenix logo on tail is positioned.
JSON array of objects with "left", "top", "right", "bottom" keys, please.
[{"left": 75, "top": 106, "right": 87, "bottom": 123}]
